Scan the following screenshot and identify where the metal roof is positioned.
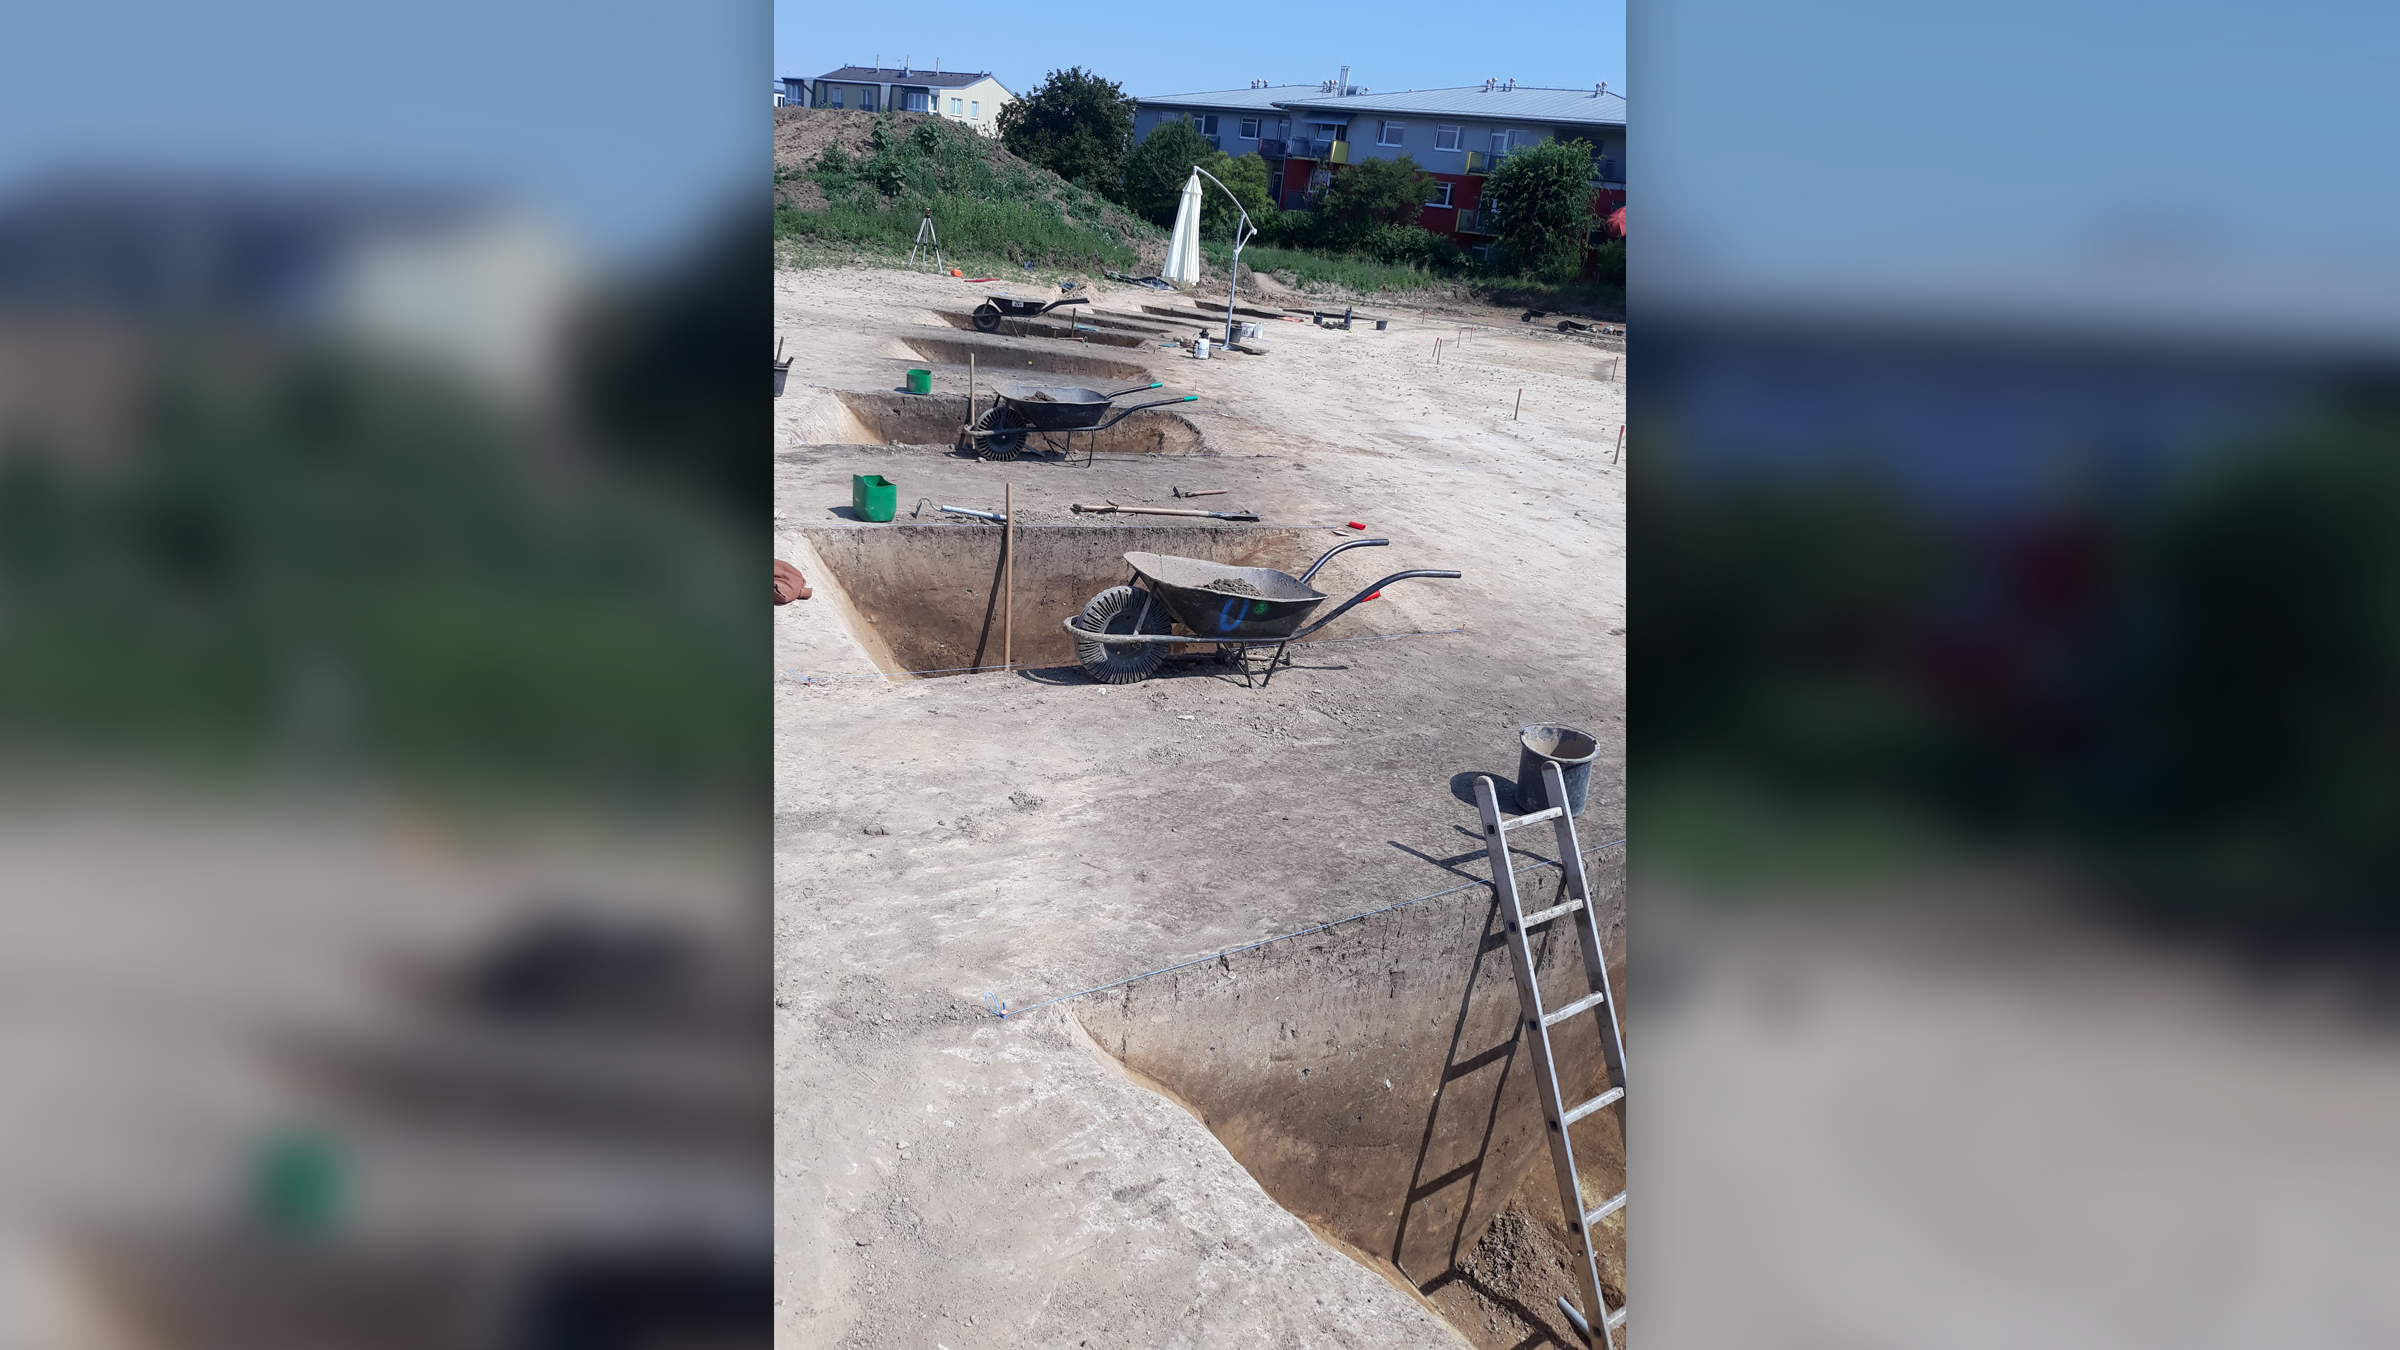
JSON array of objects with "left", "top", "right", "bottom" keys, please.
[
  {"left": 1276, "top": 85, "right": 1624, "bottom": 127},
  {"left": 812, "top": 66, "right": 999, "bottom": 90},
  {"left": 1135, "top": 85, "right": 1331, "bottom": 113}
]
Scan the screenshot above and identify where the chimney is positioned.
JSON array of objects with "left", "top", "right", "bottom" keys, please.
[{"left": 1339, "top": 65, "right": 1349, "bottom": 95}]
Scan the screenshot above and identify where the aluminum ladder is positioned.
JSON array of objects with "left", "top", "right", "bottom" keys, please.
[{"left": 1474, "top": 762, "right": 1627, "bottom": 1348}]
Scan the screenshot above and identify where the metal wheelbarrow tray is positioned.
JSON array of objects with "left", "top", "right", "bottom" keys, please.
[
  {"left": 962, "top": 381, "right": 1198, "bottom": 461},
  {"left": 973, "top": 294, "right": 1090, "bottom": 332},
  {"left": 1062, "top": 538, "right": 1461, "bottom": 686}
]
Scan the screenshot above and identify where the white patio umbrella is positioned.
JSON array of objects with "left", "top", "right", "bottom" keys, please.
[{"left": 1161, "top": 168, "right": 1204, "bottom": 287}]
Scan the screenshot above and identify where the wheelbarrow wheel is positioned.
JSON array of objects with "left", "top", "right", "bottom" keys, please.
[
  {"left": 1074, "top": 586, "right": 1172, "bottom": 684},
  {"left": 971, "top": 405, "right": 1025, "bottom": 460},
  {"left": 972, "top": 301, "right": 1001, "bottom": 333}
]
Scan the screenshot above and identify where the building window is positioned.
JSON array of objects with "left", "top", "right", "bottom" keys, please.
[
  {"left": 949, "top": 98, "right": 962, "bottom": 115},
  {"left": 970, "top": 100, "right": 978, "bottom": 118},
  {"left": 905, "top": 90, "right": 928, "bottom": 112},
  {"left": 1435, "top": 125, "right": 1461, "bottom": 150},
  {"left": 1240, "top": 117, "right": 1260, "bottom": 139},
  {"left": 1469, "top": 244, "right": 1494, "bottom": 264},
  {"left": 860, "top": 90, "right": 875, "bottom": 111},
  {"left": 1426, "top": 181, "right": 1453, "bottom": 208},
  {"left": 1378, "top": 120, "right": 1405, "bottom": 146},
  {"left": 1490, "top": 130, "right": 1508, "bottom": 157},
  {"left": 1197, "top": 114, "right": 1219, "bottom": 135}
]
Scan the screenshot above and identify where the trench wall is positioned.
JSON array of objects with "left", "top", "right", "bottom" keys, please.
[{"left": 1073, "top": 853, "right": 1626, "bottom": 1296}]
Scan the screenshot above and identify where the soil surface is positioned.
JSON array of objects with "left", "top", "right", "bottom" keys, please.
[{"left": 775, "top": 262, "right": 1625, "bottom": 1348}]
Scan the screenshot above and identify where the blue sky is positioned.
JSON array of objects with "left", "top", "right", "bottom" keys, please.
[{"left": 773, "top": 0, "right": 1626, "bottom": 101}]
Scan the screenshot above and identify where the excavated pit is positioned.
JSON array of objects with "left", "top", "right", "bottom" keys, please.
[
  {"left": 819, "top": 389, "right": 1205, "bottom": 456},
  {"left": 898, "top": 334, "right": 1151, "bottom": 381},
  {"left": 935, "top": 308, "right": 1182, "bottom": 339},
  {"left": 1072, "top": 859, "right": 1628, "bottom": 1350},
  {"left": 799, "top": 523, "right": 1329, "bottom": 676},
  {"left": 929, "top": 310, "right": 1153, "bottom": 347}
]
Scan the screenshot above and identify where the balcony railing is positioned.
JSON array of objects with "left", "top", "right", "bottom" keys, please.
[
  {"left": 1592, "top": 157, "right": 1624, "bottom": 185},
  {"left": 1454, "top": 209, "right": 1496, "bottom": 235},
  {"left": 1255, "top": 137, "right": 1286, "bottom": 158}
]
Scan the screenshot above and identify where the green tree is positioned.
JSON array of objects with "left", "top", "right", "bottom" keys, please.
[
  {"left": 1319, "top": 154, "right": 1429, "bottom": 236},
  {"left": 1485, "top": 137, "right": 1598, "bottom": 280},
  {"left": 997, "top": 67, "right": 1136, "bottom": 195},
  {"left": 1209, "top": 153, "right": 1275, "bottom": 236},
  {"left": 1121, "top": 120, "right": 1213, "bottom": 226},
  {"left": 1127, "top": 130, "right": 1277, "bottom": 237}
]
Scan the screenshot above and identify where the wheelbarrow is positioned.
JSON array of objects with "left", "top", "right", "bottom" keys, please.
[
  {"left": 962, "top": 381, "right": 1198, "bottom": 462},
  {"left": 973, "top": 293, "right": 1091, "bottom": 333},
  {"left": 1062, "top": 538, "right": 1461, "bottom": 687}
]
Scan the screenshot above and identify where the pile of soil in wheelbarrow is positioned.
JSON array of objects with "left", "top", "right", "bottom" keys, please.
[{"left": 1197, "top": 577, "right": 1268, "bottom": 597}]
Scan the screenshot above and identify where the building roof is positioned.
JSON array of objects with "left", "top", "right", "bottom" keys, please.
[
  {"left": 1277, "top": 85, "right": 1624, "bottom": 127},
  {"left": 812, "top": 66, "right": 998, "bottom": 89},
  {"left": 1135, "top": 85, "right": 1331, "bottom": 112}
]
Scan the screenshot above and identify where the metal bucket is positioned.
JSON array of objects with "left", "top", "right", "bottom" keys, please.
[
  {"left": 774, "top": 359, "right": 791, "bottom": 397},
  {"left": 1517, "top": 723, "right": 1600, "bottom": 815}
]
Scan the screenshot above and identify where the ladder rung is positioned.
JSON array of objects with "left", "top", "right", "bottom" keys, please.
[
  {"left": 1562, "top": 1085, "right": 1623, "bottom": 1126},
  {"left": 1541, "top": 989, "right": 1607, "bottom": 1027},
  {"left": 1520, "top": 896, "right": 1585, "bottom": 927},
  {"left": 1499, "top": 806, "right": 1564, "bottom": 831},
  {"left": 1607, "top": 1305, "right": 1628, "bottom": 1331},
  {"left": 1582, "top": 1190, "right": 1626, "bottom": 1228}
]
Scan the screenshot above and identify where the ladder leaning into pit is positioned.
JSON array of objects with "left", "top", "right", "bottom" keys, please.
[{"left": 1474, "top": 764, "right": 1628, "bottom": 1349}]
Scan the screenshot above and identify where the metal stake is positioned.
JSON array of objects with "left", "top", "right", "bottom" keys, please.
[{"left": 1003, "top": 483, "right": 1014, "bottom": 671}]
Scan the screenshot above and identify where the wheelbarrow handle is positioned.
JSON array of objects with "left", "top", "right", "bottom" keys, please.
[
  {"left": 1298, "top": 536, "right": 1389, "bottom": 585},
  {"left": 1091, "top": 394, "right": 1199, "bottom": 430},
  {"left": 1290, "top": 568, "right": 1462, "bottom": 640},
  {"left": 1102, "top": 380, "right": 1166, "bottom": 398}
]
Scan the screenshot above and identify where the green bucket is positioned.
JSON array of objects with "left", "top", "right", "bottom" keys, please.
[
  {"left": 851, "top": 474, "right": 897, "bottom": 523},
  {"left": 905, "top": 368, "right": 932, "bottom": 395}
]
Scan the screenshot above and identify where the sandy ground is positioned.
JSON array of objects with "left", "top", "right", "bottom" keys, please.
[{"left": 773, "top": 263, "right": 1625, "bottom": 1347}]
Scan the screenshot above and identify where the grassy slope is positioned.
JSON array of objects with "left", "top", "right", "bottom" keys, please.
[{"left": 773, "top": 108, "right": 1163, "bottom": 275}]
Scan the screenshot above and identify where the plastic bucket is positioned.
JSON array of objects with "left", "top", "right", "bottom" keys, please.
[
  {"left": 851, "top": 474, "right": 897, "bottom": 523},
  {"left": 774, "top": 359, "right": 791, "bottom": 398},
  {"left": 905, "top": 368, "right": 932, "bottom": 395},
  {"left": 1195, "top": 336, "right": 1211, "bottom": 360},
  {"left": 1516, "top": 723, "right": 1600, "bottom": 815},
  {"left": 1238, "top": 321, "right": 1260, "bottom": 340}
]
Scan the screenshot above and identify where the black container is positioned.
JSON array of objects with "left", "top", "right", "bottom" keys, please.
[{"left": 1517, "top": 723, "right": 1600, "bottom": 814}]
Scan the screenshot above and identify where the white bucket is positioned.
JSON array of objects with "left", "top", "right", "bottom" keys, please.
[
  {"left": 1195, "top": 336, "right": 1211, "bottom": 359},
  {"left": 1238, "top": 321, "right": 1260, "bottom": 340}
]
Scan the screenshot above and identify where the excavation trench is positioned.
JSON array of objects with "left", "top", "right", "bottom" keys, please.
[
  {"left": 1071, "top": 858, "right": 1628, "bottom": 1350},
  {"left": 929, "top": 310, "right": 1153, "bottom": 347},
  {"left": 798, "top": 523, "right": 1332, "bottom": 676},
  {"left": 898, "top": 334, "right": 1152, "bottom": 381},
  {"left": 935, "top": 308, "right": 1183, "bottom": 339},
  {"left": 819, "top": 390, "right": 1205, "bottom": 456}
]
